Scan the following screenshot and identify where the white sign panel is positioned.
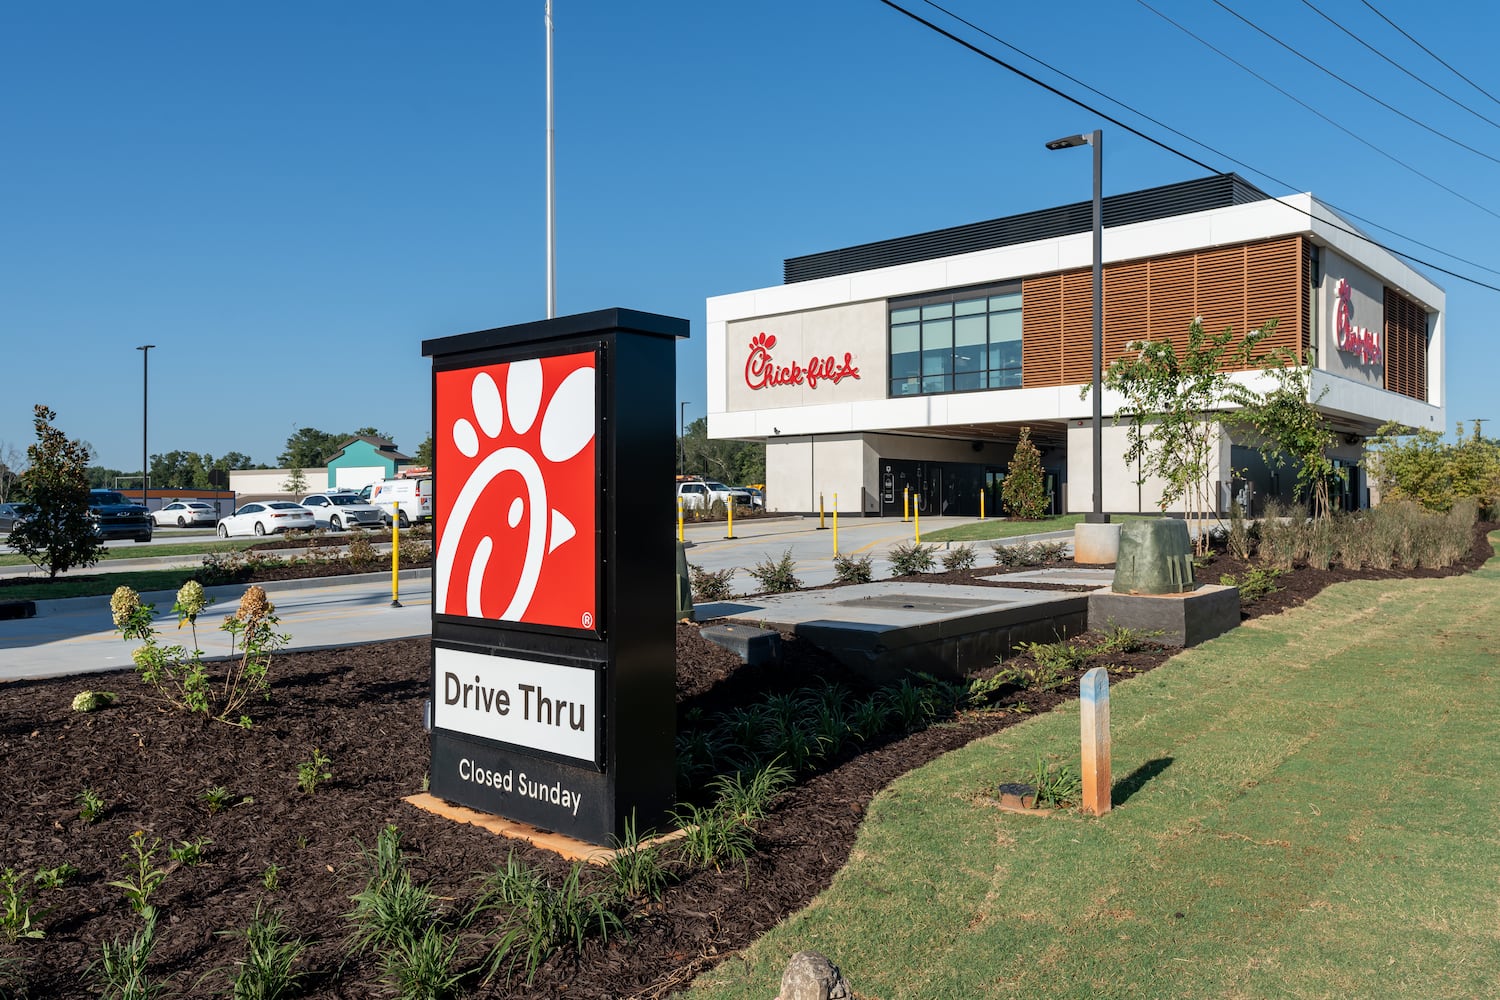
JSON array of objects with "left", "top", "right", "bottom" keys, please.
[{"left": 433, "top": 647, "right": 598, "bottom": 764}]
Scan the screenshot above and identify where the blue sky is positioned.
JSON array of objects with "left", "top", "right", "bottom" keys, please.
[{"left": 4, "top": 1, "right": 1498, "bottom": 472}]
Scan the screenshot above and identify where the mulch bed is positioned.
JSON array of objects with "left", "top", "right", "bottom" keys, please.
[{"left": 0, "top": 523, "right": 1492, "bottom": 998}]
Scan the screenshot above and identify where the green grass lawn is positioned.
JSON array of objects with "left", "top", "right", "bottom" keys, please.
[
  {"left": 0, "top": 567, "right": 208, "bottom": 601},
  {"left": 688, "top": 535, "right": 1500, "bottom": 999},
  {"left": 921, "top": 513, "right": 1085, "bottom": 542}
]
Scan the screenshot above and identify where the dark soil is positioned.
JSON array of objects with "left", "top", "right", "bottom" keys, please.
[{"left": 1, "top": 523, "right": 1492, "bottom": 999}]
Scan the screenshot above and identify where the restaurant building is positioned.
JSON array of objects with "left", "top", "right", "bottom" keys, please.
[{"left": 705, "top": 174, "right": 1444, "bottom": 517}]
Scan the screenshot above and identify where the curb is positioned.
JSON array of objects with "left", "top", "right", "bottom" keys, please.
[{"left": 26, "top": 568, "right": 433, "bottom": 619}]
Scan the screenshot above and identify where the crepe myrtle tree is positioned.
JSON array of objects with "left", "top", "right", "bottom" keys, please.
[
  {"left": 9, "top": 404, "right": 106, "bottom": 578},
  {"left": 1224, "top": 340, "right": 1343, "bottom": 519},
  {"left": 1099, "top": 318, "right": 1273, "bottom": 553}
]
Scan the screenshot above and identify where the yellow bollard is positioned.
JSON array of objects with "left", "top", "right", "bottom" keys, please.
[
  {"left": 914, "top": 494, "right": 921, "bottom": 544},
  {"left": 390, "top": 501, "right": 402, "bottom": 608},
  {"left": 677, "top": 497, "right": 684, "bottom": 543},
  {"left": 902, "top": 487, "right": 910, "bottom": 523},
  {"left": 818, "top": 492, "right": 826, "bottom": 530},
  {"left": 980, "top": 489, "right": 985, "bottom": 521},
  {"left": 832, "top": 493, "right": 839, "bottom": 556},
  {"left": 724, "top": 496, "right": 735, "bottom": 539}
]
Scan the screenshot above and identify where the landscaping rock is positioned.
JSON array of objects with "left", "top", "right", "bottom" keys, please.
[{"left": 779, "top": 950, "right": 851, "bottom": 1000}]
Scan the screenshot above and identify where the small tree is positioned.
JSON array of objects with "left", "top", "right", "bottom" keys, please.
[
  {"left": 8, "top": 405, "right": 105, "bottom": 578},
  {"left": 1365, "top": 420, "right": 1500, "bottom": 515},
  {"left": 281, "top": 466, "right": 307, "bottom": 494},
  {"left": 1002, "top": 426, "right": 1048, "bottom": 519},
  {"left": 1101, "top": 318, "right": 1271, "bottom": 552},
  {"left": 1225, "top": 345, "right": 1342, "bottom": 518}
]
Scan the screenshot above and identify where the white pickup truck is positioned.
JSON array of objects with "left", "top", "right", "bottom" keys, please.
[{"left": 676, "top": 480, "right": 753, "bottom": 511}]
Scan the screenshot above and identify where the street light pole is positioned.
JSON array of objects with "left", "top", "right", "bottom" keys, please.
[
  {"left": 1045, "top": 129, "right": 1108, "bottom": 524},
  {"left": 137, "top": 344, "right": 155, "bottom": 505},
  {"left": 679, "top": 401, "right": 691, "bottom": 478}
]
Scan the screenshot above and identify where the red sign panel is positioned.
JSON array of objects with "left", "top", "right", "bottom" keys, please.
[{"left": 435, "top": 351, "right": 598, "bottom": 631}]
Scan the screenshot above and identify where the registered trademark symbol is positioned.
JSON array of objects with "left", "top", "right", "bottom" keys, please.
[{"left": 581, "top": 611, "right": 594, "bottom": 629}]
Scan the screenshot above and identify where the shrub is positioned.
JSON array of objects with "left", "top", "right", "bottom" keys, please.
[
  {"left": 831, "top": 551, "right": 874, "bottom": 584},
  {"left": 473, "top": 852, "right": 620, "bottom": 986},
  {"left": 345, "top": 826, "right": 436, "bottom": 959},
  {"left": 603, "top": 815, "right": 671, "bottom": 904},
  {"left": 1225, "top": 501, "right": 1256, "bottom": 560},
  {"left": 990, "top": 539, "right": 1068, "bottom": 568},
  {"left": 887, "top": 541, "right": 937, "bottom": 576},
  {"left": 1028, "top": 754, "right": 1083, "bottom": 809},
  {"left": 107, "top": 832, "right": 168, "bottom": 916},
  {"left": 669, "top": 803, "right": 755, "bottom": 873},
  {"left": 746, "top": 548, "right": 801, "bottom": 593},
  {"left": 1220, "top": 566, "right": 1283, "bottom": 604},
  {"left": 115, "top": 582, "right": 288, "bottom": 728},
  {"left": 1002, "top": 426, "right": 1049, "bottom": 519},
  {"left": 688, "top": 565, "right": 735, "bottom": 603},
  {"left": 77, "top": 787, "right": 107, "bottom": 824},
  {"left": 71, "top": 690, "right": 117, "bottom": 713},
  {"left": 94, "top": 905, "right": 168, "bottom": 1000},
  {"left": 0, "top": 868, "right": 47, "bottom": 943},
  {"left": 296, "top": 749, "right": 331, "bottom": 795},
  {"left": 222, "top": 904, "right": 306, "bottom": 1000},
  {"left": 1093, "top": 623, "right": 1163, "bottom": 655},
  {"left": 941, "top": 543, "right": 977, "bottom": 571},
  {"left": 1019, "top": 638, "right": 1089, "bottom": 673}
]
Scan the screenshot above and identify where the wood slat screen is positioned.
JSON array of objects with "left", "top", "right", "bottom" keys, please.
[
  {"left": 1383, "top": 289, "right": 1428, "bottom": 402},
  {"left": 1021, "top": 236, "right": 1305, "bottom": 388}
]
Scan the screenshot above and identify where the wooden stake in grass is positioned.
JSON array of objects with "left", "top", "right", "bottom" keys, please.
[{"left": 1080, "top": 666, "right": 1111, "bottom": 815}]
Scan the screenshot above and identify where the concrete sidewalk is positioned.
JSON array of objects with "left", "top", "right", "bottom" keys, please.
[{"left": 0, "top": 515, "right": 1074, "bottom": 682}]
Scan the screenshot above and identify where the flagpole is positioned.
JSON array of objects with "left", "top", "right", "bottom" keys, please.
[{"left": 545, "top": 0, "right": 556, "bottom": 318}]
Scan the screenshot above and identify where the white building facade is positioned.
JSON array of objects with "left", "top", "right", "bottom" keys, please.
[{"left": 706, "top": 176, "right": 1444, "bottom": 518}]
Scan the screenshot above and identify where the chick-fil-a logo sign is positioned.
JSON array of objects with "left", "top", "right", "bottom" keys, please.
[
  {"left": 744, "top": 332, "right": 861, "bottom": 391},
  {"left": 434, "top": 352, "right": 597, "bottom": 632},
  {"left": 1335, "top": 279, "right": 1382, "bottom": 366}
]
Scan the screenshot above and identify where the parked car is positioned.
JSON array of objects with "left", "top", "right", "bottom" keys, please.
[
  {"left": 300, "top": 491, "right": 385, "bottom": 531},
  {"left": 150, "top": 501, "right": 219, "bottom": 528},
  {"left": 675, "top": 479, "right": 753, "bottom": 511},
  {"left": 738, "top": 486, "right": 766, "bottom": 509},
  {"left": 87, "top": 490, "right": 154, "bottom": 542},
  {"left": 368, "top": 477, "right": 434, "bottom": 528},
  {"left": 217, "top": 501, "right": 316, "bottom": 537},
  {"left": 0, "top": 502, "right": 35, "bottom": 532}
]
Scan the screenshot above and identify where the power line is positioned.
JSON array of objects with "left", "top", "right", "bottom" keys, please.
[
  {"left": 871, "top": 0, "right": 1500, "bottom": 294},
  {"left": 1297, "top": 0, "right": 1500, "bottom": 133},
  {"left": 1359, "top": 0, "right": 1500, "bottom": 109},
  {"left": 912, "top": 0, "right": 1500, "bottom": 282},
  {"left": 1211, "top": 0, "right": 1500, "bottom": 167},
  {"left": 1135, "top": 0, "right": 1500, "bottom": 223}
]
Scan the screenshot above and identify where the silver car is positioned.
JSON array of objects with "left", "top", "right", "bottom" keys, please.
[{"left": 300, "top": 492, "right": 385, "bottom": 531}]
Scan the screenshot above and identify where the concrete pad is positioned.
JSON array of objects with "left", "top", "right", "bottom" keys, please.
[
  {"left": 719, "top": 582, "right": 1091, "bottom": 683},
  {"left": 1087, "top": 584, "right": 1240, "bottom": 647},
  {"left": 980, "top": 568, "right": 1115, "bottom": 588},
  {"left": 700, "top": 623, "right": 783, "bottom": 667}
]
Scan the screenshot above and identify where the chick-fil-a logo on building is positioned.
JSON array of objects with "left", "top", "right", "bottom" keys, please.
[
  {"left": 744, "top": 332, "right": 861, "bottom": 391},
  {"left": 434, "top": 352, "right": 597, "bottom": 632},
  {"left": 1335, "top": 279, "right": 1383, "bottom": 366}
]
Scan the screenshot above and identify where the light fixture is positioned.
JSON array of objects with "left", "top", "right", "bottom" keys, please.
[{"left": 1045, "top": 128, "right": 1107, "bottom": 523}]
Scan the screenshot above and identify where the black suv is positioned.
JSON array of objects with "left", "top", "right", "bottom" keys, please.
[{"left": 87, "top": 490, "right": 154, "bottom": 542}]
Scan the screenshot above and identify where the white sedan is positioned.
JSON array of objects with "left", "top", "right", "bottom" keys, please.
[
  {"left": 217, "top": 501, "right": 316, "bottom": 537},
  {"left": 151, "top": 501, "right": 219, "bottom": 528}
]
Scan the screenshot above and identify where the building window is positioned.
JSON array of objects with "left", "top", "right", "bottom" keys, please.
[{"left": 890, "top": 285, "right": 1022, "bottom": 397}]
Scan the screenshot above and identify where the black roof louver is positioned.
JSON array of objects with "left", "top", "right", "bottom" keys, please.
[{"left": 783, "top": 174, "right": 1270, "bottom": 284}]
